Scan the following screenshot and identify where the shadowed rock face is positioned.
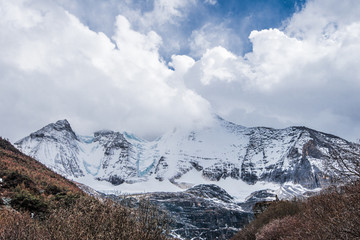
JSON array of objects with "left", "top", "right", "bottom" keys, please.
[
  {"left": 151, "top": 193, "right": 251, "bottom": 239},
  {"left": 186, "top": 184, "right": 234, "bottom": 203},
  {"left": 107, "top": 184, "right": 253, "bottom": 240},
  {"left": 30, "top": 119, "right": 78, "bottom": 141},
  {"left": 238, "top": 189, "right": 278, "bottom": 213}
]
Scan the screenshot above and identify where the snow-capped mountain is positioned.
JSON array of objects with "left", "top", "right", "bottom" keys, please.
[
  {"left": 15, "top": 117, "right": 360, "bottom": 239},
  {"left": 15, "top": 117, "right": 360, "bottom": 199}
]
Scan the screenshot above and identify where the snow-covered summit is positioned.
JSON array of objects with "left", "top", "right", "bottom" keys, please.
[
  {"left": 16, "top": 119, "right": 82, "bottom": 177},
  {"left": 29, "top": 119, "right": 78, "bottom": 140}
]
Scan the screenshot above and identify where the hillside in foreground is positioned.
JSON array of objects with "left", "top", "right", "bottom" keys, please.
[
  {"left": 0, "top": 137, "right": 170, "bottom": 240},
  {"left": 231, "top": 180, "right": 360, "bottom": 240}
]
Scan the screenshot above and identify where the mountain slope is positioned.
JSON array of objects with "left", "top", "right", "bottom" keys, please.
[
  {"left": 0, "top": 136, "right": 84, "bottom": 211},
  {"left": 15, "top": 117, "right": 360, "bottom": 199},
  {"left": 14, "top": 120, "right": 83, "bottom": 178}
]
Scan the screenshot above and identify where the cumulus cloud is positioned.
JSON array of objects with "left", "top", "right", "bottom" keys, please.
[
  {"left": 179, "top": 0, "right": 360, "bottom": 141},
  {"left": 203, "top": 0, "right": 217, "bottom": 5},
  {"left": 189, "top": 23, "right": 243, "bottom": 58},
  {"left": 0, "top": 0, "right": 212, "bottom": 141},
  {"left": 117, "top": 0, "right": 197, "bottom": 58},
  {"left": 53, "top": 0, "right": 199, "bottom": 60}
]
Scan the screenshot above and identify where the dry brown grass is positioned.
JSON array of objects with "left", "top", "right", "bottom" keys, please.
[
  {"left": 232, "top": 181, "right": 360, "bottom": 240},
  {"left": 0, "top": 138, "right": 82, "bottom": 198},
  {"left": 231, "top": 200, "right": 302, "bottom": 240},
  {"left": 0, "top": 197, "right": 171, "bottom": 240}
]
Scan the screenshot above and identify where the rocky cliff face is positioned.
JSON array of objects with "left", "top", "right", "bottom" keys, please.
[{"left": 105, "top": 184, "right": 253, "bottom": 240}]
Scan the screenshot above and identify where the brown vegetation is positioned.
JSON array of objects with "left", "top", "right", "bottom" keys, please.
[
  {"left": 231, "top": 200, "right": 302, "bottom": 240},
  {"left": 0, "top": 197, "right": 170, "bottom": 240},
  {"left": 231, "top": 181, "right": 360, "bottom": 240},
  {"left": 0, "top": 197, "right": 171, "bottom": 240}
]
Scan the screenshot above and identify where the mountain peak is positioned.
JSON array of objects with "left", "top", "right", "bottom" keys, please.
[
  {"left": 41, "top": 119, "right": 77, "bottom": 139},
  {"left": 55, "top": 119, "right": 70, "bottom": 126},
  {"left": 53, "top": 119, "right": 72, "bottom": 131},
  {"left": 15, "top": 119, "right": 78, "bottom": 143}
]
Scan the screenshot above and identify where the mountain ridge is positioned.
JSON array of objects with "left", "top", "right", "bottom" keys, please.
[{"left": 14, "top": 117, "right": 360, "bottom": 200}]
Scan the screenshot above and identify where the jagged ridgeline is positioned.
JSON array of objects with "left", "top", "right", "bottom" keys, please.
[
  {"left": 0, "top": 137, "right": 171, "bottom": 240},
  {"left": 15, "top": 117, "right": 360, "bottom": 192}
]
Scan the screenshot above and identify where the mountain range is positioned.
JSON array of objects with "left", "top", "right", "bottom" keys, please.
[
  {"left": 14, "top": 116, "right": 360, "bottom": 239},
  {"left": 15, "top": 116, "right": 359, "bottom": 196}
]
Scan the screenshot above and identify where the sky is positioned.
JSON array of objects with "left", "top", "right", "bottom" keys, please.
[{"left": 1, "top": 0, "right": 360, "bottom": 142}]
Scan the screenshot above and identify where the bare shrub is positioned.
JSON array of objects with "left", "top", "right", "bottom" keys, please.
[
  {"left": 45, "top": 197, "right": 170, "bottom": 240},
  {"left": 0, "top": 196, "right": 171, "bottom": 240},
  {"left": 45, "top": 197, "right": 132, "bottom": 240},
  {"left": 231, "top": 224, "right": 257, "bottom": 240},
  {"left": 231, "top": 200, "right": 301, "bottom": 240},
  {"left": 326, "top": 146, "right": 360, "bottom": 182},
  {"left": 0, "top": 208, "right": 48, "bottom": 240},
  {"left": 232, "top": 181, "right": 360, "bottom": 240},
  {"left": 255, "top": 216, "right": 301, "bottom": 240},
  {"left": 297, "top": 181, "right": 360, "bottom": 239},
  {"left": 132, "top": 198, "right": 171, "bottom": 240}
]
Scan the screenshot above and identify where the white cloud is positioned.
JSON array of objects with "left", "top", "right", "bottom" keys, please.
[
  {"left": 53, "top": 0, "right": 244, "bottom": 60},
  {"left": 120, "top": 0, "right": 194, "bottom": 33},
  {"left": 204, "top": 0, "right": 217, "bottom": 6},
  {"left": 179, "top": 0, "right": 360, "bottom": 141},
  {"left": 169, "top": 55, "right": 195, "bottom": 74},
  {"left": 189, "top": 23, "right": 243, "bottom": 58},
  {"left": 121, "top": 0, "right": 197, "bottom": 56},
  {"left": 194, "top": 47, "right": 239, "bottom": 85},
  {"left": 0, "top": 0, "right": 212, "bottom": 141}
]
